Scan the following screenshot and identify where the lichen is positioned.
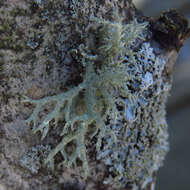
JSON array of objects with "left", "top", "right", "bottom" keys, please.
[
  {"left": 0, "top": 0, "right": 173, "bottom": 189},
  {"left": 19, "top": 145, "right": 51, "bottom": 174},
  {"left": 24, "top": 14, "right": 148, "bottom": 180},
  {"left": 97, "top": 42, "right": 170, "bottom": 188}
]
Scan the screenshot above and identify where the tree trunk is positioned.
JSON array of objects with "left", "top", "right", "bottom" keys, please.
[{"left": 0, "top": 1, "right": 189, "bottom": 190}]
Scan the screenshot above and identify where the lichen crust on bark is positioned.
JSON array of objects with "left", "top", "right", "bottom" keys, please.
[
  {"left": 23, "top": 1, "right": 170, "bottom": 189},
  {"left": 1, "top": 1, "right": 188, "bottom": 190}
]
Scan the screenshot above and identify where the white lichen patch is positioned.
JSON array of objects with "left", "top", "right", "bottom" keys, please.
[
  {"left": 141, "top": 72, "right": 153, "bottom": 90},
  {"left": 97, "top": 42, "right": 170, "bottom": 188},
  {"left": 19, "top": 145, "right": 51, "bottom": 174}
]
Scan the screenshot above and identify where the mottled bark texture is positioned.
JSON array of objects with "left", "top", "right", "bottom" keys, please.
[{"left": 0, "top": 1, "right": 189, "bottom": 190}]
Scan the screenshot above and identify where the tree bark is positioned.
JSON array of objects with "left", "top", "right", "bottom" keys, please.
[{"left": 0, "top": 1, "right": 189, "bottom": 190}]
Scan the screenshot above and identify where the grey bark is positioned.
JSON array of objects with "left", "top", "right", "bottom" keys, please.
[{"left": 0, "top": 1, "right": 189, "bottom": 190}]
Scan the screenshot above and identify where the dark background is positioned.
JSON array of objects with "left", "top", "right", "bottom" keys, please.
[{"left": 134, "top": 0, "right": 190, "bottom": 189}]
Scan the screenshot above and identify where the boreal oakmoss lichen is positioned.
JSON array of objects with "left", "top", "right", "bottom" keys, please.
[{"left": 24, "top": 14, "right": 147, "bottom": 180}]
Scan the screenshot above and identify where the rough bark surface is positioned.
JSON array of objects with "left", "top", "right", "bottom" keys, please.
[{"left": 0, "top": 1, "right": 189, "bottom": 190}]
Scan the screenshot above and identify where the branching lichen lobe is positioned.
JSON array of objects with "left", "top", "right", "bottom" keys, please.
[
  {"left": 25, "top": 13, "right": 146, "bottom": 170},
  {"left": 25, "top": 11, "right": 149, "bottom": 181},
  {"left": 0, "top": 1, "right": 189, "bottom": 190},
  {"left": 22, "top": 1, "right": 172, "bottom": 189}
]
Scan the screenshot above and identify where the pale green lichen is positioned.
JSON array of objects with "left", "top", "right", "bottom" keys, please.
[
  {"left": 0, "top": 0, "right": 175, "bottom": 189},
  {"left": 24, "top": 16, "right": 147, "bottom": 179}
]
